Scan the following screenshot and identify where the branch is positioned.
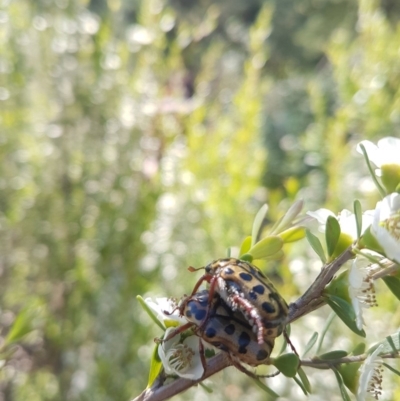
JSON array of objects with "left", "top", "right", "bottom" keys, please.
[
  {"left": 288, "top": 246, "right": 354, "bottom": 322},
  {"left": 133, "top": 246, "right": 355, "bottom": 401}
]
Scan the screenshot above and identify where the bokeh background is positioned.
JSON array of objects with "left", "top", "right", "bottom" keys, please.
[{"left": 1, "top": 0, "right": 400, "bottom": 400}]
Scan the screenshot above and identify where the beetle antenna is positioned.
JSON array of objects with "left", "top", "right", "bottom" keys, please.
[{"left": 188, "top": 266, "right": 204, "bottom": 272}]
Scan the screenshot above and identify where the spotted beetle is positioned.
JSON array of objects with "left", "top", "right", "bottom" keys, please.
[
  {"left": 188, "top": 258, "right": 289, "bottom": 345},
  {"left": 181, "top": 289, "right": 274, "bottom": 367}
]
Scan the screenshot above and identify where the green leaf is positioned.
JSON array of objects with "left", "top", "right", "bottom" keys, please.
[
  {"left": 353, "top": 200, "right": 362, "bottom": 239},
  {"left": 326, "top": 295, "right": 366, "bottom": 337},
  {"left": 382, "top": 276, "right": 400, "bottom": 301},
  {"left": 324, "top": 270, "right": 351, "bottom": 303},
  {"left": 137, "top": 295, "right": 165, "bottom": 331},
  {"left": 253, "top": 378, "right": 279, "bottom": 398},
  {"left": 278, "top": 324, "right": 290, "bottom": 355},
  {"left": 338, "top": 362, "right": 361, "bottom": 395},
  {"left": 305, "top": 229, "right": 326, "bottom": 263},
  {"left": 279, "top": 226, "right": 305, "bottom": 243},
  {"left": 318, "top": 350, "right": 348, "bottom": 360},
  {"left": 326, "top": 216, "right": 341, "bottom": 258},
  {"left": 333, "top": 368, "right": 352, "bottom": 401},
  {"left": 4, "top": 307, "right": 35, "bottom": 346},
  {"left": 251, "top": 204, "right": 268, "bottom": 247},
  {"left": 248, "top": 235, "right": 283, "bottom": 260},
  {"left": 199, "top": 382, "right": 213, "bottom": 393},
  {"left": 239, "top": 236, "right": 252, "bottom": 257},
  {"left": 272, "top": 353, "right": 299, "bottom": 378},
  {"left": 368, "top": 331, "right": 400, "bottom": 355},
  {"left": 383, "top": 362, "right": 400, "bottom": 376},
  {"left": 297, "top": 367, "right": 311, "bottom": 393},
  {"left": 352, "top": 342, "right": 366, "bottom": 356},
  {"left": 292, "top": 375, "right": 308, "bottom": 395},
  {"left": 302, "top": 332, "right": 318, "bottom": 357},
  {"left": 240, "top": 253, "right": 253, "bottom": 263},
  {"left": 316, "top": 312, "right": 336, "bottom": 354},
  {"left": 147, "top": 344, "right": 163, "bottom": 388}
]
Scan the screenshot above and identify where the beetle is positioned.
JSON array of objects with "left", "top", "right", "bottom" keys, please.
[
  {"left": 182, "top": 289, "right": 275, "bottom": 367},
  {"left": 188, "top": 258, "right": 289, "bottom": 345}
]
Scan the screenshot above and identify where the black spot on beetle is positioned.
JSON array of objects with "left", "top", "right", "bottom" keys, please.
[
  {"left": 252, "top": 284, "right": 265, "bottom": 295},
  {"left": 248, "top": 291, "right": 258, "bottom": 300},
  {"left": 224, "top": 324, "right": 235, "bottom": 335},
  {"left": 238, "top": 331, "right": 251, "bottom": 347},
  {"left": 257, "top": 349, "right": 269, "bottom": 360},
  {"left": 239, "top": 272, "right": 253, "bottom": 281},
  {"left": 223, "top": 267, "right": 234, "bottom": 275},
  {"left": 205, "top": 327, "right": 217, "bottom": 338},
  {"left": 195, "top": 309, "right": 207, "bottom": 321},
  {"left": 262, "top": 302, "right": 276, "bottom": 314},
  {"left": 185, "top": 310, "right": 192, "bottom": 318},
  {"left": 238, "top": 346, "right": 248, "bottom": 354}
]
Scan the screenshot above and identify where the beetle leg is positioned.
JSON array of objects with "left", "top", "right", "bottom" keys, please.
[
  {"left": 189, "top": 273, "right": 212, "bottom": 296},
  {"left": 283, "top": 329, "right": 299, "bottom": 356},
  {"left": 158, "top": 322, "right": 195, "bottom": 343},
  {"left": 230, "top": 294, "right": 265, "bottom": 345},
  {"left": 229, "top": 355, "right": 280, "bottom": 379}
]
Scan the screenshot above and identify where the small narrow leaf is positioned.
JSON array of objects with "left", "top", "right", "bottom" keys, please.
[
  {"left": 292, "top": 376, "right": 308, "bottom": 395},
  {"left": 382, "top": 276, "right": 400, "bottom": 301},
  {"left": 279, "top": 226, "right": 305, "bottom": 243},
  {"left": 297, "top": 367, "right": 311, "bottom": 393},
  {"left": 368, "top": 331, "right": 400, "bottom": 355},
  {"left": 318, "top": 350, "right": 348, "bottom": 360},
  {"left": 353, "top": 200, "right": 362, "bottom": 239},
  {"left": 253, "top": 378, "right": 279, "bottom": 398},
  {"left": 305, "top": 229, "right": 326, "bottom": 263},
  {"left": 239, "top": 236, "right": 252, "bottom": 257},
  {"left": 316, "top": 312, "right": 336, "bottom": 354},
  {"left": 333, "top": 368, "right": 352, "bottom": 401},
  {"left": 386, "top": 335, "right": 398, "bottom": 354},
  {"left": 278, "top": 324, "right": 290, "bottom": 355},
  {"left": 240, "top": 253, "right": 253, "bottom": 263},
  {"left": 382, "top": 362, "right": 400, "bottom": 376},
  {"left": 4, "top": 308, "right": 34, "bottom": 346},
  {"left": 248, "top": 235, "right": 283, "bottom": 260},
  {"left": 137, "top": 296, "right": 165, "bottom": 331},
  {"left": 272, "top": 353, "right": 299, "bottom": 378},
  {"left": 147, "top": 344, "right": 163, "bottom": 388},
  {"left": 303, "top": 332, "right": 318, "bottom": 357},
  {"left": 326, "top": 216, "right": 341, "bottom": 258},
  {"left": 199, "top": 382, "right": 213, "bottom": 393},
  {"left": 251, "top": 204, "right": 268, "bottom": 247},
  {"left": 326, "top": 295, "right": 366, "bottom": 337}
]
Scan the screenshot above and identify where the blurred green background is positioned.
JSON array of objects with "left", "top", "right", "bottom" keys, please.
[{"left": 1, "top": 0, "right": 400, "bottom": 400}]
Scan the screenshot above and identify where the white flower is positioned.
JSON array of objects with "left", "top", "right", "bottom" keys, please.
[
  {"left": 357, "top": 137, "right": 400, "bottom": 173},
  {"left": 144, "top": 297, "right": 187, "bottom": 328},
  {"left": 371, "top": 193, "right": 400, "bottom": 263},
  {"left": 158, "top": 327, "right": 204, "bottom": 380},
  {"left": 357, "top": 345, "right": 384, "bottom": 401},
  {"left": 348, "top": 257, "right": 378, "bottom": 330},
  {"left": 307, "top": 208, "right": 373, "bottom": 240}
]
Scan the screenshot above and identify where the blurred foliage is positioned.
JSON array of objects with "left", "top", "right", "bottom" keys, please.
[{"left": 0, "top": 0, "right": 400, "bottom": 400}]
